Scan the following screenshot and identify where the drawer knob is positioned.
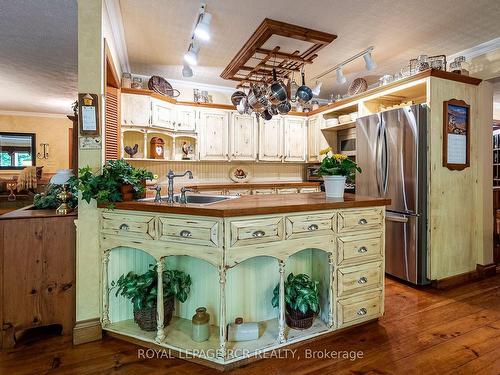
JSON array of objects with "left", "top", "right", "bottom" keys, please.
[
  {"left": 180, "top": 230, "right": 192, "bottom": 238},
  {"left": 252, "top": 230, "right": 266, "bottom": 238},
  {"left": 119, "top": 223, "right": 129, "bottom": 231},
  {"left": 358, "top": 218, "right": 368, "bottom": 225},
  {"left": 358, "top": 246, "right": 368, "bottom": 253},
  {"left": 357, "top": 276, "right": 368, "bottom": 284},
  {"left": 357, "top": 307, "right": 367, "bottom": 316},
  {"left": 308, "top": 224, "right": 319, "bottom": 231}
]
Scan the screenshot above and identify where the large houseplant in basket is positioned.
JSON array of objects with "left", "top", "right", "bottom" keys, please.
[
  {"left": 271, "top": 273, "right": 320, "bottom": 330},
  {"left": 318, "top": 147, "right": 361, "bottom": 198},
  {"left": 111, "top": 265, "right": 191, "bottom": 331}
]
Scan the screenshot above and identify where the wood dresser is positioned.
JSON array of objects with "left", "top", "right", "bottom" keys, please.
[{"left": 0, "top": 208, "right": 76, "bottom": 348}]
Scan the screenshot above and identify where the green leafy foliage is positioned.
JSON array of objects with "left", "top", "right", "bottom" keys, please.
[
  {"left": 76, "top": 159, "right": 153, "bottom": 207},
  {"left": 271, "top": 273, "right": 320, "bottom": 315},
  {"left": 317, "top": 150, "right": 361, "bottom": 179},
  {"left": 111, "top": 265, "right": 192, "bottom": 311},
  {"left": 33, "top": 177, "right": 79, "bottom": 209}
]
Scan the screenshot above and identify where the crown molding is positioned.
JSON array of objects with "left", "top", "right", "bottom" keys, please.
[
  {"left": 0, "top": 110, "right": 70, "bottom": 119},
  {"left": 448, "top": 37, "right": 500, "bottom": 62},
  {"left": 104, "top": 0, "right": 130, "bottom": 73},
  {"left": 133, "top": 74, "right": 236, "bottom": 94}
]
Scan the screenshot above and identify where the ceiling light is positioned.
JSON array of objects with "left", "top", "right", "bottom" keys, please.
[
  {"left": 336, "top": 68, "right": 347, "bottom": 84},
  {"left": 312, "top": 81, "right": 322, "bottom": 96},
  {"left": 363, "top": 52, "right": 377, "bottom": 71},
  {"left": 182, "top": 63, "right": 193, "bottom": 78},
  {"left": 184, "top": 44, "right": 200, "bottom": 66},
  {"left": 194, "top": 12, "right": 212, "bottom": 41}
]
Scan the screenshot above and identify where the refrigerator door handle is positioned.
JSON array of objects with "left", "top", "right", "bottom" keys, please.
[
  {"left": 386, "top": 213, "right": 409, "bottom": 223},
  {"left": 381, "top": 120, "right": 389, "bottom": 195},
  {"left": 375, "top": 117, "right": 383, "bottom": 196}
]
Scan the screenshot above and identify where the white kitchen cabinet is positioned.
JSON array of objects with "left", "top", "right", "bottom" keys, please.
[
  {"left": 151, "top": 98, "right": 175, "bottom": 129},
  {"left": 307, "top": 114, "right": 329, "bottom": 162},
  {"left": 258, "top": 116, "right": 283, "bottom": 161},
  {"left": 284, "top": 116, "right": 307, "bottom": 162},
  {"left": 121, "top": 93, "right": 151, "bottom": 126},
  {"left": 199, "top": 110, "right": 229, "bottom": 160},
  {"left": 230, "top": 113, "right": 258, "bottom": 161},
  {"left": 175, "top": 105, "right": 197, "bottom": 132}
]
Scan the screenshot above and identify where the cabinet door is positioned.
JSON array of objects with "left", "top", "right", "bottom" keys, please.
[
  {"left": 121, "top": 93, "right": 151, "bottom": 126},
  {"left": 199, "top": 110, "right": 229, "bottom": 160},
  {"left": 151, "top": 98, "right": 174, "bottom": 129},
  {"left": 307, "top": 115, "right": 329, "bottom": 162},
  {"left": 230, "top": 113, "right": 257, "bottom": 160},
  {"left": 284, "top": 116, "right": 307, "bottom": 162},
  {"left": 175, "top": 106, "right": 197, "bottom": 132},
  {"left": 259, "top": 116, "right": 283, "bottom": 161}
]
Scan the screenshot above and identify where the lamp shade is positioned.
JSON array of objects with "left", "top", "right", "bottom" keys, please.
[{"left": 50, "top": 169, "right": 74, "bottom": 185}]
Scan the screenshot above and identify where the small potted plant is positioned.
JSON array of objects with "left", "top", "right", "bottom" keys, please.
[
  {"left": 271, "top": 273, "right": 320, "bottom": 330},
  {"left": 111, "top": 265, "right": 191, "bottom": 331},
  {"left": 318, "top": 147, "right": 362, "bottom": 198}
]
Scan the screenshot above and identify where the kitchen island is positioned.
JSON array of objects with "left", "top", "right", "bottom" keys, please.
[{"left": 99, "top": 193, "right": 390, "bottom": 369}]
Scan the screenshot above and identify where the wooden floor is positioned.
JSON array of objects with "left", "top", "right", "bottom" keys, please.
[{"left": 1, "top": 275, "right": 499, "bottom": 374}]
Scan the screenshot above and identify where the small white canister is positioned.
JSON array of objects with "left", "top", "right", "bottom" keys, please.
[{"left": 227, "top": 317, "right": 259, "bottom": 342}]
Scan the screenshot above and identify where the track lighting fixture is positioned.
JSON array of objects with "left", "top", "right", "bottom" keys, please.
[
  {"left": 194, "top": 12, "right": 212, "bottom": 41},
  {"left": 182, "top": 63, "right": 193, "bottom": 78},
  {"left": 184, "top": 43, "right": 200, "bottom": 66},
  {"left": 363, "top": 51, "right": 377, "bottom": 71},
  {"left": 312, "top": 81, "right": 322, "bottom": 96},
  {"left": 336, "top": 68, "right": 347, "bottom": 84},
  {"left": 313, "top": 46, "right": 376, "bottom": 81}
]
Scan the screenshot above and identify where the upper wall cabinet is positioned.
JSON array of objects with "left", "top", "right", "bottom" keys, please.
[
  {"left": 121, "top": 93, "right": 151, "bottom": 126},
  {"left": 307, "top": 115, "right": 329, "bottom": 162},
  {"left": 151, "top": 98, "right": 175, "bottom": 129},
  {"left": 284, "top": 116, "right": 307, "bottom": 162},
  {"left": 175, "top": 105, "right": 197, "bottom": 132},
  {"left": 259, "top": 116, "right": 284, "bottom": 162},
  {"left": 230, "top": 113, "right": 258, "bottom": 161},
  {"left": 199, "top": 109, "right": 229, "bottom": 160}
]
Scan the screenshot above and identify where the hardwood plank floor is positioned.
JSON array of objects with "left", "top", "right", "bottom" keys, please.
[{"left": 1, "top": 275, "right": 499, "bottom": 375}]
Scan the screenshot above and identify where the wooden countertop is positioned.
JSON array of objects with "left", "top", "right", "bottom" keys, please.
[
  {"left": 0, "top": 206, "right": 77, "bottom": 220},
  {"left": 106, "top": 193, "right": 390, "bottom": 218}
]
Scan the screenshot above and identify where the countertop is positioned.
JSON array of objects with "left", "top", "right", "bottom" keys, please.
[
  {"left": 105, "top": 193, "right": 391, "bottom": 218},
  {"left": 0, "top": 206, "right": 77, "bottom": 220}
]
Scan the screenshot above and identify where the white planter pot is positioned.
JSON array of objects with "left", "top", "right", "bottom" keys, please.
[{"left": 323, "top": 175, "right": 346, "bottom": 198}]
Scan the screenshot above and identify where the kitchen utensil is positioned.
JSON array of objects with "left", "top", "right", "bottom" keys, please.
[
  {"left": 247, "top": 84, "right": 268, "bottom": 111},
  {"left": 289, "top": 78, "right": 299, "bottom": 102},
  {"left": 148, "top": 76, "right": 180, "bottom": 97},
  {"left": 261, "top": 108, "right": 273, "bottom": 120},
  {"left": 236, "top": 97, "right": 249, "bottom": 115},
  {"left": 277, "top": 100, "right": 291, "bottom": 114},
  {"left": 347, "top": 77, "right": 368, "bottom": 96},
  {"left": 269, "top": 105, "right": 279, "bottom": 116},
  {"left": 231, "top": 91, "right": 247, "bottom": 106},
  {"left": 268, "top": 69, "right": 288, "bottom": 105},
  {"left": 296, "top": 72, "right": 313, "bottom": 102}
]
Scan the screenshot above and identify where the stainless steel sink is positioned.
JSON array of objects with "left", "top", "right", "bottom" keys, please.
[{"left": 139, "top": 194, "right": 239, "bottom": 206}]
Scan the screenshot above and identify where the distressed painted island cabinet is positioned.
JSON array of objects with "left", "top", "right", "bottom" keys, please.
[{"left": 99, "top": 194, "right": 389, "bottom": 369}]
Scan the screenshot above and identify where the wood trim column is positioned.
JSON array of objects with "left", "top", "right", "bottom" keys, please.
[
  {"left": 217, "top": 267, "right": 227, "bottom": 359},
  {"left": 277, "top": 259, "right": 286, "bottom": 343},
  {"left": 328, "top": 252, "right": 334, "bottom": 328},
  {"left": 155, "top": 258, "right": 166, "bottom": 343},
  {"left": 101, "top": 249, "right": 111, "bottom": 327}
]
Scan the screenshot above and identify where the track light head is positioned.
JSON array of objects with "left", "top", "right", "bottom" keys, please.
[
  {"left": 182, "top": 63, "right": 193, "bottom": 78},
  {"left": 312, "top": 81, "right": 322, "bottom": 96},
  {"left": 194, "top": 12, "right": 212, "bottom": 41},
  {"left": 336, "top": 68, "right": 347, "bottom": 84},
  {"left": 363, "top": 52, "right": 377, "bottom": 71},
  {"left": 184, "top": 43, "right": 200, "bottom": 66}
]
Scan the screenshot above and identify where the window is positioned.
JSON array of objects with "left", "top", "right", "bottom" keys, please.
[{"left": 0, "top": 132, "right": 36, "bottom": 170}]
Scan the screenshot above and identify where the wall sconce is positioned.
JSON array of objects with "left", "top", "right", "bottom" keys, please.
[{"left": 37, "top": 143, "right": 49, "bottom": 159}]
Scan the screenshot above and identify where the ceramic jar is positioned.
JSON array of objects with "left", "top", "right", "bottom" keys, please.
[
  {"left": 192, "top": 307, "right": 210, "bottom": 342},
  {"left": 323, "top": 175, "right": 346, "bottom": 198}
]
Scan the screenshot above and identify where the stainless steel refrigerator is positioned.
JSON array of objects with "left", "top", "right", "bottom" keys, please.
[{"left": 356, "top": 105, "right": 429, "bottom": 285}]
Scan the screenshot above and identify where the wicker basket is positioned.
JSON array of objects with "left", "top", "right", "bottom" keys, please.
[
  {"left": 285, "top": 305, "right": 316, "bottom": 330},
  {"left": 133, "top": 298, "right": 174, "bottom": 331}
]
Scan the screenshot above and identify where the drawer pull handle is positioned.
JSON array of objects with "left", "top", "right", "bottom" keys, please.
[
  {"left": 357, "top": 308, "right": 367, "bottom": 316},
  {"left": 119, "top": 224, "right": 129, "bottom": 231},
  {"left": 358, "top": 218, "right": 368, "bottom": 225},
  {"left": 357, "top": 276, "right": 368, "bottom": 284},
  {"left": 358, "top": 246, "right": 368, "bottom": 253},
  {"left": 252, "top": 230, "right": 266, "bottom": 238},
  {"left": 308, "top": 224, "right": 319, "bottom": 231},
  {"left": 180, "top": 230, "right": 192, "bottom": 238}
]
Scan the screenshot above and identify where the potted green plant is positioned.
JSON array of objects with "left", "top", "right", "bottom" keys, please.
[
  {"left": 111, "top": 265, "right": 191, "bottom": 331},
  {"left": 318, "top": 147, "right": 362, "bottom": 198},
  {"left": 33, "top": 178, "right": 79, "bottom": 210},
  {"left": 271, "top": 273, "right": 320, "bottom": 330}
]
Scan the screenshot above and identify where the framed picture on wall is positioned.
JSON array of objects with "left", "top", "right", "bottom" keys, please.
[
  {"left": 443, "top": 99, "right": 470, "bottom": 170},
  {"left": 78, "top": 93, "right": 100, "bottom": 136}
]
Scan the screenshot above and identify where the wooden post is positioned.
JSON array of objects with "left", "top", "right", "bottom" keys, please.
[
  {"left": 217, "top": 266, "right": 227, "bottom": 359},
  {"left": 101, "top": 249, "right": 111, "bottom": 327},
  {"left": 278, "top": 259, "right": 286, "bottom": 343},
  {"left": 328, "top": 252, "right": 334, "bottom": 329},
  {"left": 155, "top": 258, "right": 166, "bottom": 343}
]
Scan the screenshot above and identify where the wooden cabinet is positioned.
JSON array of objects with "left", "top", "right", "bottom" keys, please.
[
  {"left": 307, "top": 115, "right": 328, "bottom": 162},
  {"left": 175, "top": 105, "right": 197, "bottom": 132},
  {"left": 121, "top": 93, "right": 151, "bottom": 126},
  {"left": 284, "top": 116, "right": 307, "bottom": 162},
  {"left": 0, "top": 211, "right": 76, "bottom": 348},
  {"left": 199, "top": 110, "right": 229, "bottom": 160},
  {"left": 151, "top": 98, "right": 175, "bottom": 129},
  {"left": 259, "top": 116, "right": 283, "bottom": 161},
  {"left": 230, "top": 113, "right": 257, "bottom": 161}
]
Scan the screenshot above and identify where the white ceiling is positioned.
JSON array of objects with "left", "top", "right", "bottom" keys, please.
[
  {"left": 0, "top": 0, "right": 77, "bottom": 114},
  {"left": 120, "top": 0, "right": 500, "bottom": 98}
]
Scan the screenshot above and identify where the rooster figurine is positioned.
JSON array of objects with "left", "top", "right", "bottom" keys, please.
[{"left": 124, "top": 143, "right": 139, "bottom": 158}]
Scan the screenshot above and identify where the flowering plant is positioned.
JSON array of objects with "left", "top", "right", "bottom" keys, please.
[{"left": 318, "top": 147, "right": 361, "bottom": 178}]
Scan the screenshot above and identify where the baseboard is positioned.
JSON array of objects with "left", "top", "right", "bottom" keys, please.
[
  {"left": 73, "top": 318, "right": 102, "bottom": 345},
  {"left": 432, "top": 263, "right": 497, "bottom": 289}
]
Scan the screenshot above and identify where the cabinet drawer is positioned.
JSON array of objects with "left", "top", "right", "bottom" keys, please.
[
  {"left": 229, "top": 217, "right": 284, "bottom": 247},
  {"left": 101, "top": 212, "right": 156, "bottom": 240},
  {"left": 337, "top": 232, "right": 383, "bottom": 265},
  {"left": 252, "top": 188, "right": 275, "bottom": 195},
  {"left": 158, "top": 217, "right": 219, "bottom": 247},
  {"left": 337, "top": 209, "right": 383, "bottom": 233},
  {"left": 299, "top": 187, "right": 320, "bottom": 193},
  {"left": 337, "top": 261, "right": 383, "bottom": 297},
  {"left": 225, "top": 189, "right": 251, "bottom": 196},
  {"left": 285, "top": 212, "right": 335, "bottom": 240},
  {"left": 277, "top": 188, "right": 298, "bottom": 194},
  {"left": 337, "top": 291, "right": 382, "bottom": 328}
]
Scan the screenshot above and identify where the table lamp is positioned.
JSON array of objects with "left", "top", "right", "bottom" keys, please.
[{"left": 50, "top": 169, "right": 74, "bottom": 215}]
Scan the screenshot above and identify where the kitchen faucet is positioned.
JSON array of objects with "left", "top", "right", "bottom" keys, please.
[{"left": 166, "top": 169, "right": 193, "bottom": 203}]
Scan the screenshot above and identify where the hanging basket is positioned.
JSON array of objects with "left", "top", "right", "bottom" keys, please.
[
  {"left": 133, "top": 297, "right": 175, "bottom": 331},
  {"left": 285, "top": 304, "right": 317, "bottom": 330}
]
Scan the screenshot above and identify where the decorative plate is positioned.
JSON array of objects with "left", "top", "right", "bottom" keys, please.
[
  {"left": 229, "top": 166, "right": 251, "bottom": 183},
  {"left": 148, "top": 75, "right": 180, "bottom": 97}
]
